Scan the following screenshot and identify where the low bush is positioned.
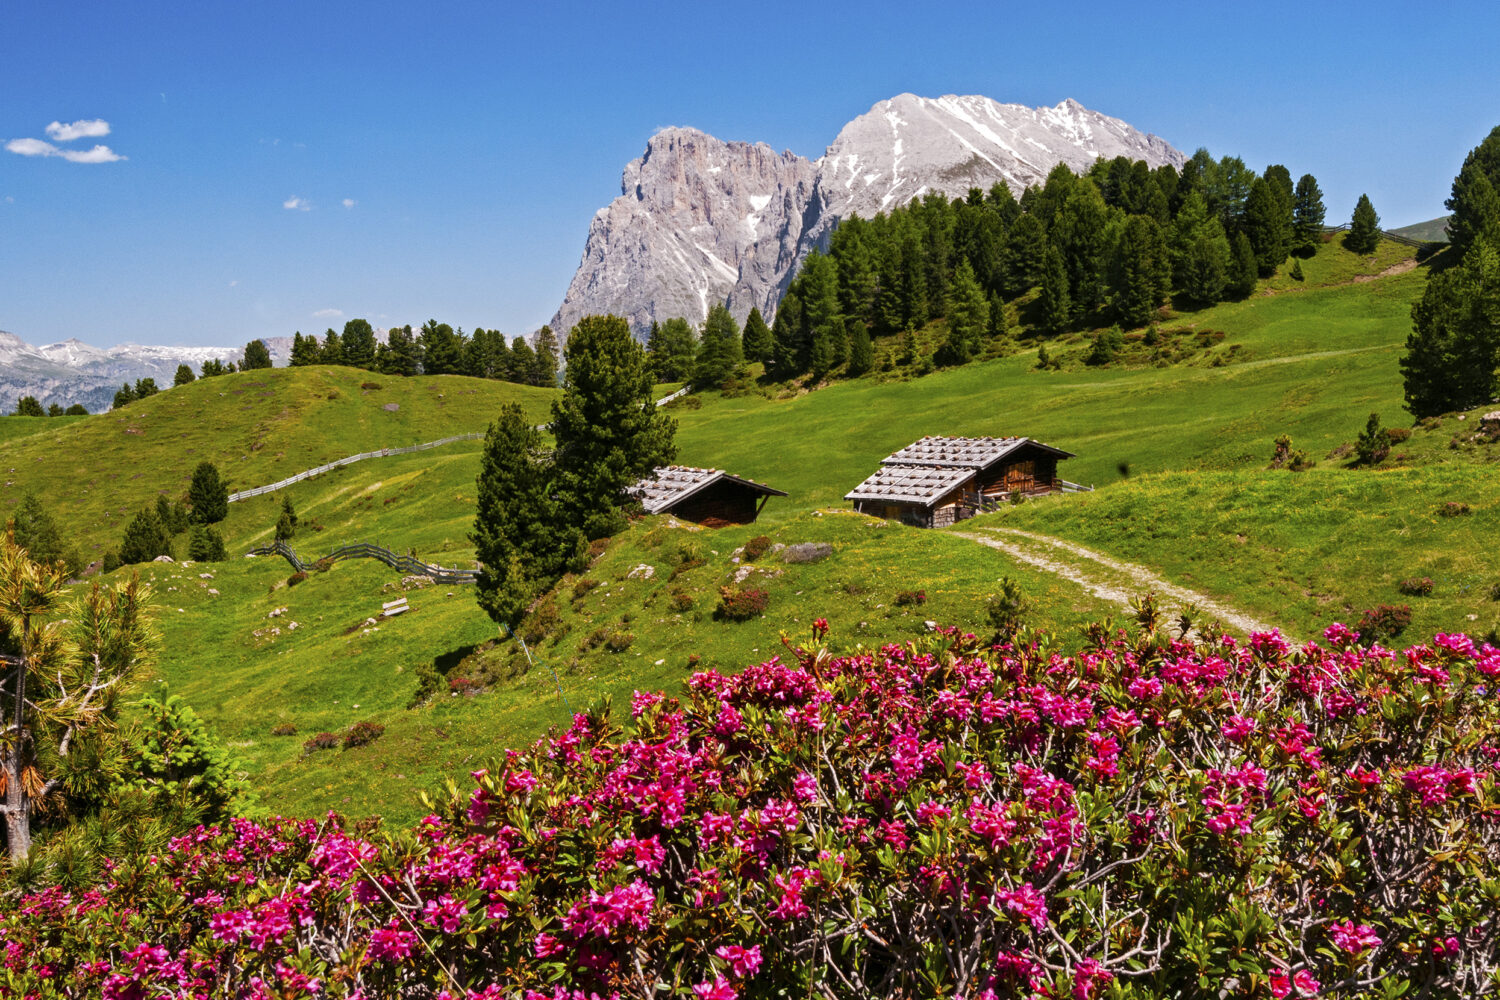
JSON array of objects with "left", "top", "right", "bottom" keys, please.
[
  {"left": 668, "top": 557, "right": 707, "bottom": 581},
  {"left": 1386, "top": 426, "right": 1411, "bottom": 444},
  {"left": 342, "top": 721, "right": 385, "bottom": 749},
  {"left": 894, "top": 589, "right": 927, "bottom": 607},
  {"left": 448, "top": 676, "right": 480, "bottom": 696},
  {"left": 742, "top": 535, "right": 772, "bottom": 562},
  {"left": 571, "top": 577, "right": 600, "bottom": 601},
  {"left": 360, "top": 381, "right": 382, "bottom": 390},
  {"left": 286, "top": 570, "right": 308, "bottom": 587},
  {"left": 668, "top": 591, "right": 695, "bottom": 612},
  {"left": 1438, "top": 501, "right": 1471, "bottom": 517},
  {"left": 1358, "top": 603, "right": 1413, "bottom": 641},
  {"left": 715, "top": 585, "right": 768, "bottom": 621},
  {"left": 604, "top": 630, "right": 635, "bottom": 653},
  {"left": 301, "top": 732, "right": 340, "bottom": 752},
  {"left": 520, "top": 595, "right": 561, "bottom": 645},
  {"left": 1397, "top": 577, "right": 1434, "bottom": 597},
  {"left": 269, "top": 723, "right": 297, "bottom": 737}
]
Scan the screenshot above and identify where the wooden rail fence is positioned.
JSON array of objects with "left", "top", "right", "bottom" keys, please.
[
  {"left": 246, "top": 539, "right": 480, "bottom": 584},
  {"left": 1320, "top": 222, "right": 1434, "bottom": 250}
]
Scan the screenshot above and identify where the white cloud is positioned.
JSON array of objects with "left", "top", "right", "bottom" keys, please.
[
  {"left": 312, "top": 308, "right": 343, "bottom": 319},
  {"left": 45, "top": 119, "right": 110, "bottom": 142},
  {"left": 228, "top": 279, "right": 238, "bottom": 287},
  {"left": 4, "top": 137, "right": 124, "bottom": 162},
  {"left": 342, "top": 198, "right": 356, "bottom": 209},
  {"left": 283, "top": 196, "right": 311, "bottom": 211}
]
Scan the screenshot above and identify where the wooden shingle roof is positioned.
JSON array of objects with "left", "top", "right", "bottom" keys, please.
[
  {"left": 881, "top": 435, "right": 1075, "bottom": 470},
  {"left": 844, "top": 465, "right": 975, "bottom": 508},
  {"left": 629, "top": 466, "right": 787, "bottom": 515}
]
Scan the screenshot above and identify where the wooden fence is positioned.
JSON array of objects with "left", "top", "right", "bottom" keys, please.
[
  {"left": 1321, "top": 222, "right": 1434, "bottom": 250},
  {"left": 246, "top": 539, "right": 480, "bottom": 584},
  {"left": 227, "top": 434, "right": 484, "bottom": 503}
]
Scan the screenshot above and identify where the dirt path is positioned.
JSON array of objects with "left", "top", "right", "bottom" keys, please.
[{"left": 952, "top": 526, "right": 1286, "bottom": 638}]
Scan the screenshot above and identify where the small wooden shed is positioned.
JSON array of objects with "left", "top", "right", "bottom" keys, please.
[
  {"left": 845, "top": 435, "right": 1079, "bottom": 528},
  {"left": 629, "top": 466, "right": 787, "bottom": 525}
]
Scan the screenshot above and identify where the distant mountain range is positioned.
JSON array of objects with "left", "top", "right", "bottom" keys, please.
[
  {"left": 1388, "top": 216, "right": 1451, "bottom": 244},
  {"left": 551, "top": 94, "right": 1186, "bottom": 337},
  {"left": 0, "top": 333, "right": 289, "bottom": 414}
]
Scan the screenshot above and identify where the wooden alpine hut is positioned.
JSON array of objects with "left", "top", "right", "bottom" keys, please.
[
  {"left": 628, "top": 466, "right": 787, "bottom": 526},
  {"left": 845, "top": 436, "right": 1083, "bottom": 528}
]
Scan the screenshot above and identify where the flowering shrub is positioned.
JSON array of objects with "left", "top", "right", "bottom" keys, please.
[
  {"left": 1438, "top": 501, "right": 1471, "bottom": 517},
  {"left": 301, "top": 732, "right": 340, "bottom": 752},
  {"left": 342, "top": 722, "right": 386, "bottom": 749},
  {"left": 715, "top": 586, "right": 768, "bottom": 621},
  {"left": 1359, "top": 603, "right": 1413, "bottom": 640},
  {"left": 742, "top": 535, "right": 772, "bottom": 562},
  {"left": 270, "top": 723, "right": 297, "bottom": 737},
  {"left": 4, "top": 622, "right": 1500, "bottom": 998},
  {"left": 894, "top": 588, "right": 927, "bottom": 607}
]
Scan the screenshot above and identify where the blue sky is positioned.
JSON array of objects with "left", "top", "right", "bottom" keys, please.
[{"left": 3, "top": 0, "right": 1497, "bottom": 349}]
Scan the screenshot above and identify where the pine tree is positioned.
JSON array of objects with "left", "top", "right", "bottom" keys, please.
[
  {"left": 532, "top": 325, "right": 560, "bottom": 387},
  {"left": 938, "top": 260, "right": 989, "bottom": 364},
  {"left": 1037, "top": 243, "right": 1072, "bottom": 335},
  {"left": 173, "top": 364, "right": 196, "bottom": 387},
  {"left": 692, "top": 304, "right": 743, "bottom": 389},
  {"left": 800, "top": 252, "right": 846, "bottom": 379},
  {"left": 200, "top": 359, "right": 228, "bottom": 378},
  {"left": 274, "top": 495, "right": 297, "bottom": 542},
  {"left": 1052, "top": 181, "right": 1114, "bottom": 318},
  {"left": 999, "top": 213, "right": 1048, "bottom": 297},
  {"left": 45, "top": 404, "right": 62, "bottom": 416},
  {"left": 1292, "top": 174, "right": 1327, "bottom": 255},
  {"left": 241, "top": 339, "right": 273, "bottom": 370},
  {"left": 741, "top": 307, "right": 774, "bottom": 365},
  {"left": 187, "top": 462, "right": 228, "bottom": 525},
  {"left": 1109, "top": 215, "right": 1171, "bottom": 326},
  {"left": 342, "top": 319, "right": 378, "bottom": 370},
  {"left": 1346, "top": 194, "right": 1381, "bottom": 254},
  {"left": 1354, "top": 412, "right": 1391, "bottom": 466},
  {"left": 133, "top": 378, "right": 159, "bottom": 400},
  {"left": 12, "top": 397, "right": 43, "bottom": 417},
  {"left": 1445, "top": 125, "right": 1500, "bottom": 258},
  {"left": 154, "top": 495, "right": 187, "bottom": 536},
  {"left": 1401, "top": 235, "right": 1500, "bottom": 417},
  {"left": 64, "top": 404, "right": 87, "bottom": 415},
  {"left": 119, "top": 507, "right": 171, "bottom": 564},
  {"left": 551, "top": 315, "right": 677, "bottom": 540},
  {"left": 1243, "top": 177, "right": 1291, "bottom": 276},
  {"left": 113, "top": 384, "right": 135, "bottom": 409},
  {"left": 987, "top": 291, "right": 1010, "bottom": 339},
  {"left": 1227, "top": 231, "right": 1259, "bottom": 299}
]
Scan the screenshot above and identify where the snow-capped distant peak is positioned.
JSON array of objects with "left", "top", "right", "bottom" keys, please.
[{"left": 38, "top": 338, "right": 110, "bottom": 366}]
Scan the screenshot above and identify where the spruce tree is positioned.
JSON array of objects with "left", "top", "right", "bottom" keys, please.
[
  {"left": 692, "top": 304, "right": 743, "bottom": 389},
  {"left": 289, "top": 332, "right": 319, "bottom": 366},
  {"left": 119, "top": 507, "right": 171, "bottom": 564},
  {"left": 1354, "top": 413, "right": 1391, "bottom": 466},
  {"left": 1292, "top": 174, "right": 1327, "bottom": 255},
  {"left": 1109, "top": 215, "right": 1171, "bottom": 326},
  {"left": 472, "top": 404, "right": 568, "bottom": 628},
  {"left": 64, "top": 404, "right": 88, "bottom": 415},
  {"left": 418, "top": 320, "right": 463, "bottom": 374},
  {"left": 1401, "top": 235, "right": 1500, "bottom": 417},
  {"left": 939, "top": 260, "right": 989, "bottom": 364},
  {"left": 187, "top": 524, "right": 228, "bottom": 562},
  {"left": 646, "top": 318, "right": 697, "bottom": 382},
  {"left": 532, "top": 325, "right": 560, "bottom": 387},
  {"left": 241, "top": 339, "right": 273, "bottom": 370},
  {"left": 133, "top": 378, "right": 159, "bottom": 400},
  {"left": 274, "top": 495, "right": 297, "bottom": 542},
  {"left": 769, "top": 291, "right": 804, "bottom": 378},
  {"left": 113, "top": 384, "right": 136, "bottom": 409},
  {"left": 846, "top": 325, "right": 874, "bottom": 376},
  {"left": 1037, "top": 243, "right": 1072, "bottom": 335},
  {"left": 1445, "top": 125, "right": 1500, "bottom": 258},
  {"left": 1052, "top": 181, "right": 1114, "bottom": 318},
  {"left": 507, "top": 337, "right": 536, "bottom": 384},
  {"left": 551, "top": 315, "right": 676, "bottom": 540},
  {"left": 1227, "top": 231, "right": 1259, "bottom": 299},
  {"left": 12, "top": 397, "right": 44, "bottom": 417},
  {"left": 1347, "top": 194, "right": 1381, "bottom": 254},
  {"left": 741, "top": 307, "right": 773, "bottom": 365},
  {"left": 342, "top": 319, "right": 378, "bottom": 370},
  {"left": 187, "top": 461, "right": 229, "bottom": 524},
  {"left": 999, "top": 213, "right": 1047, "bottom": 297},
  {"left": 173, "top": 364, "right": 196, "bottom": 387},
  {"left": 1243, "top": 177, "right": 1291, "bottom": 276},
  {"left": 380, "top": 325, "right": 421, "bottom": 376},
  {"left": 10, "top": 492, "right": 77, "bottom": 574},
  {"left": 200, "top": 359, "right": 227, "bottom": 378},
  {"left": 319, "top": 328, "right": 344, "bottom": 365},
  {"left": 45, "top": 404, "right": 62, "bottom": 416},
  {"left": 800, "top": 252, "right": 846, "bottom": 379}
]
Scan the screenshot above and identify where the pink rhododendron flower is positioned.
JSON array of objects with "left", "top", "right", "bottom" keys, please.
[
  {"left": 714, "top": 944, "right": 762, "bottom": 977},
  {"left": 1329, "top": 920, "right": 1382, "bottom": 955},
  {"left": 692, "top": 975, "right": 737, "bottom": 1000},
  {"left": 996, "top": 883, "right": 1048, "bottom": 931}
]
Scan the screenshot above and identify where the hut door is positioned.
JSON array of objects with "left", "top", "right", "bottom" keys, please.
[{"left": 1006, "top": 461, "right": 1035, "bottom": 491}]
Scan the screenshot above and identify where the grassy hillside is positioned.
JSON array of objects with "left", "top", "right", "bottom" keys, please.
[
  {"left": 0, "top": 366, "right": 555, "bottom": 562},
  {"left": 11, "top": 236, "right": 1451, "bottom": 824},
  {"left": 1389, "top": 216, "right": 1451, "bottom": 243}
]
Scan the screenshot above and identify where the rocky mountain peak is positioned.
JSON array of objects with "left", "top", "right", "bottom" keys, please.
[{"left": 551, "top": 95, "right": 1185, "bottom": 338}]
